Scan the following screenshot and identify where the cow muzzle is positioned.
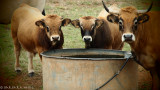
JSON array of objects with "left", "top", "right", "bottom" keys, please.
[
  {"left": 50, "top": 35, "right": 60, "bottom": 42},
  {"left": 122, "top": 33, "right": 135, "bottom": 43},
  {"left": 83, "top": 36, "right": 92, "bottom": 43}
]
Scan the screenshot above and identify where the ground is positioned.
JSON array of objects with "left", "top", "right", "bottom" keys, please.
[{"left": 0, "top": 0, "right": 156, "bottom": 89}]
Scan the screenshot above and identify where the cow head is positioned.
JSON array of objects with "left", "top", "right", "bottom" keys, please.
[
  {"left": 35, "top": 15, "right": 71, "bottom": 45},
  {"left": 71, "top": 16, "right": 103, "bottom": 46},
  {"left": 102, "top": 0, "right": 152, "bottom": 43}
]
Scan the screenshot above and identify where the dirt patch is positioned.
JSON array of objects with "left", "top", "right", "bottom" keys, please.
[{"left": 0, "top": 70, "right": 42, "bottom": 89}]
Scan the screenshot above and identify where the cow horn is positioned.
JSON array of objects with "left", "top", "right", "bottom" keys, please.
[
  {"left": 137, "top": 2, "right": 153, "bottom": 13},
  {"left": 102, "top": 0, "right": 119, "bottom": 14},
  {"left": 102, "top": 0, "right": 109, "bottom": 13}
]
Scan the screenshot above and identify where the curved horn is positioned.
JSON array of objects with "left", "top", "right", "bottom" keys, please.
[
  {"left": 102, "top": 0, "right": 109, "bottom": 13},
  {"left": 102, "top": 0, "right": 119, "bottom": 14},
  {"left": 137, "top": 2, "right": 153, "bottom": 13}
]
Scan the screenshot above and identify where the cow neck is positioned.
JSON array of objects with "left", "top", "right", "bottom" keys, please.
[
  {"left": 130, "top": 23, "right": 150, "bottom": 55},
  {"left": 37, "top": 28, "right": 52, "bottom": 50},
  {"left": 91, "top": 21, "right": 112, "bottom": 48},
  {"left": 99, "top": 21, "right": 112, "bottom": 47}
]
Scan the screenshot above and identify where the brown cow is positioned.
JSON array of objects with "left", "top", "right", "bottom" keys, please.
[
  {"left": 102, "top": 1, "right": 160, "bottom": 89},
  {"left": 11, "top": 4, "right": 71, "bottom": 76},
  {"left": 71, "top": 15, "right": 123, "bottom": 49}
]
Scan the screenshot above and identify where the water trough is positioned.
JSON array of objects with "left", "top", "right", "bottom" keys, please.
[{"left": 41, "top": 49, "right": 138, "bottom": 90}]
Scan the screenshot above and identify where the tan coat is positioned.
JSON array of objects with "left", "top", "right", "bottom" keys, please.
[
  {"left": 11, "top": 4, "right": 70, "bottom": 76},
  {"left": 98, "top": 5, "right": 123, "bottom": 50}
]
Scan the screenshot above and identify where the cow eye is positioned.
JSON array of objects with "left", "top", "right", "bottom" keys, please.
[
  {"left": 46, "top": 26, "right": 50, "bottom": 32},
  {"left": 134, "top": 19, "right": 138, "bottom": 25},
  {"left": 91, "top": 25, "right": 95, "bottom": 30},
  {"left": 132, "top": 19, "right": 138, "bottom": 30},
  {"left": 118, "top": 19, "right": 124, "bottom": 31},
  {"left": 119, "top": 19, "right": 123, "bottom": 25},
  {"left": 80, "top": 24, "right": 83, "bottom": 30}
]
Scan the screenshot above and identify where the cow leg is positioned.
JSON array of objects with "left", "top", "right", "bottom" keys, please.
[
  {"left": 37, "top": 48, "right": 43, "bottom": 62},
  {"left": 139, "top": 54, "right": 160, "bottom": 90},
  {"left": 150, "top": 68, "right": 160, "bottom": 90},
  {"left": 39, "top": 53, "right": 42, "bottom": 62},
  {"left": 13, "top": 38, "right": 22, "bottom": 73},
  {"left": 28, "top": 52, "right": 34, "bottom": 77},
  {"left": 140, "top": 55, "right": 160, "bottom": 90},
  {"left": 151, "top": 61, "right": 160, "bottom": 90}
]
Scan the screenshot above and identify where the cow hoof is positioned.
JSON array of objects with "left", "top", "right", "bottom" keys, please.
[
  {"left": 15, "top": 70, "right": 21, "bottom": 73},
  {"left": 28, "top": 72, "right": 34, "bottom": 77}
]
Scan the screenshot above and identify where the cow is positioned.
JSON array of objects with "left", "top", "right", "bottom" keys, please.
[
  {"left": 71, "top": 12, "right": 123, "bottom": 49},
  {"left": 11, "top": 4, "right": 71, "bottom": 76},
  {"left": 102, "top": 1, "right": 160, "bottom": 89},
  {"left": 0, "top": 0, "right": 46, "bottom": 24}
]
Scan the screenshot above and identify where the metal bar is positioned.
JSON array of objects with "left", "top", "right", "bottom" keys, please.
[{"left": 95, "top": 55, "right": 132, "bottom": 90}]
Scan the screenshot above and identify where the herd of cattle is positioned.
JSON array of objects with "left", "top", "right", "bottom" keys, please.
[{"left": 1, "top": 0, "right": 159, "bottom": 89}]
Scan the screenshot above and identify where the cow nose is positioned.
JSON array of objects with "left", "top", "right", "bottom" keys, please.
[
  {"left": 122, "top": 33, "right": 135, "bottom": 42},
  {"left": 84, "top": 38, "right": 91, "bottom": 42},
  {"left": 83, "top": 36, "right": 92, "bottom": 42},
  {"left": 124, "top": 34, "right": 132, "bottom": 39},
  {"left": 51, "top": 36, "right": 60, "bottom": 41}
]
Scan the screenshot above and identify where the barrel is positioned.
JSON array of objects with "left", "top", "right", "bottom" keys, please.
[{"left": 41, "top": 49, "right": 138, "bottom": 90}]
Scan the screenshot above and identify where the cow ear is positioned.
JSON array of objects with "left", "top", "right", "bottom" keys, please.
[
  {"left": 107, "top": 14, "right": 119, "bottom": 24},
  {"left": 35, "top": 19, "right": 46, "bottom": 29},
  {"left": 71, "top": 19, "right": 80, "bottom": 28},
  {"left": 95, "top": 19, "right": 104, "bottom": 28},
  {"left": 138, "top": 14, "right": 149, "bottom": 24},
  {"left": 62, "top": 18, "right": 71, "bottom": 26}
]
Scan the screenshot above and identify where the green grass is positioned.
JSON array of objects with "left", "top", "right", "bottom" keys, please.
[
  {"left": 62, "top": 25, "right": 85, "bottom": 48},
  {"left": 0, "top": 25, "right": 42, "bottom": 87},
  {"left": 0, "top": 25, "right": 17, "bottom": 85}
]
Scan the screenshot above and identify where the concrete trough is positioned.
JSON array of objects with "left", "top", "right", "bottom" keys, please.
[{"left": 41, "top": 49, "right": 138, "bottom": 90}]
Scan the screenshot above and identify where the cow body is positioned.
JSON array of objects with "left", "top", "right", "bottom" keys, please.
[
  {"left": 11, "top": 4, "right": 70, "bottom": 76},
  {"left": 131, "top": 11, "right": 160, "bottom": 89},
  {"left": 88, "top": 19, "right": 112, "bottom": 49},
  {"left": 102, "top": 1, "right": 160, "bottom": 89},
  {"left": 98, "top": 5, "right": 123, "bottom": 49},
  {"left": 0, "top": 0, "right": 46, "bottom": 24}
]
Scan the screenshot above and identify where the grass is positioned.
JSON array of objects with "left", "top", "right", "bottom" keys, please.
[
  {"left": 0, "top": 0, "right": 153, "bottom": 89},
  {"left": 0, "top": 25, "right": 42, "bottom": 88}
]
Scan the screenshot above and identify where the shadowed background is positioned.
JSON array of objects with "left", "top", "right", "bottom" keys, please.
[{"left": 0, "top": 0, "right": 159, "bottom": 89}]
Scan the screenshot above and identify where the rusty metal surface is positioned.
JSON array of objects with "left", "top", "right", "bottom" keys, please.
[
  {"left": 41, "top": 49, "right": 138, "bottom": 90},
  {"left": 41, "top": 48, "right": 132, "bottom": 60}
]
